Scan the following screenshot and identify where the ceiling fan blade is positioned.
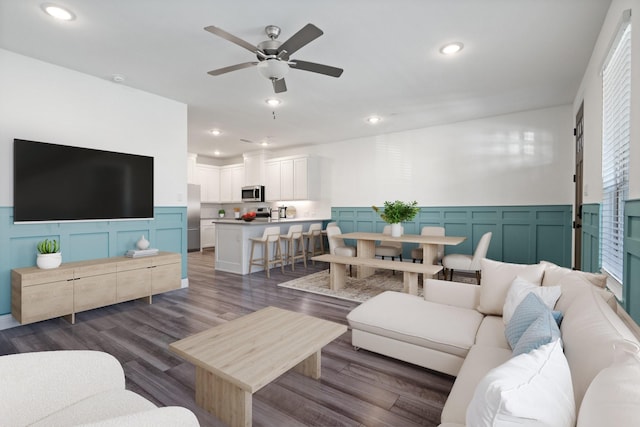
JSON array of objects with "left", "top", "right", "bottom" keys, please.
[
  {"left": 204, "top": 26, "right": 260, "bottom": 54},
  {"left": 289, "top": 60, "right": 343, "bottom": 78},
  {"left": 277, "top": 23, "right": 323, "bottom": 59},
  {"left": 273, "top": 78, "right": 287, "bottom": 93},
  {"left": 207, "top": 62, "right": 258, "bottom": 76}
]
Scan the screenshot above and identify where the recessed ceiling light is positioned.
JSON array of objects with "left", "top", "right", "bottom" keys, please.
[
  {"left": 213, "top": 150, "right": 221, "bottom": 156},
  {"left": 210, "top": 129, "right": 221, "bottom": 136},
  {"left": 41, "top": 3, "right": 75, "bottom": 21},
  {"left": 111, "top": 74, "right": 125, "bottom": 83},
  {"left": 265, "top": 98, "right": 281, "bottom": 107},
  {"left": 366, "top": 116, "right": 382, "bottom": 124},
  {"left": 440, "top": 42, "right": 464, "bottom": 55},
  {"left": 261, "top": 141, "right": 269, "bottom": 146}
]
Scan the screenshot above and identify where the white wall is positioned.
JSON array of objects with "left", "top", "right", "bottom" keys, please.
[
  {"left": 269, "top": 104, "right": 574, "bottom": 211},
  {"left": 0, "top": 49, "right": 187, "bottom": 207},
  {"left": 574, "top": 0, "right": 640, "bottom": 202}
]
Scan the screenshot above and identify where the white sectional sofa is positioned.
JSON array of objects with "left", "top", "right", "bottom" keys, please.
[
  {"left": 347, "top": 259, "right": 640, "bottom": 426},
  {"left": 0, "top": 350, "right": 199, "bottom": 426}
]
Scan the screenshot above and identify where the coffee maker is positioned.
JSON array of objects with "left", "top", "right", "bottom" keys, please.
[{"left": 278, "top": 206, "right": 287, "bottom": 219}]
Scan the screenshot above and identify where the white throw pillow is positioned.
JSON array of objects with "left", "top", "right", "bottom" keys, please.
[
  {"left": 478, "top": 259, "right": 546, "bottom": 316},
  {"left": 577, "top": 340, "right": 640, "bottom": 427},
  {"left": 466, "top": 339, "right": 576, "bottom": 427},
  {"left": 503, "top": 276, "right": 562, "bottom": 324},
  {"left": 540, "top": 260, "right": 607, "bottom": 288}
]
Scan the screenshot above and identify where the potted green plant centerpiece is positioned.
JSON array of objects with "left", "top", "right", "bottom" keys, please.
[
  {"left": 218, "top": 209, "right": 225, "bottom": 218},
  {"left": 36, "top": 238, "right": 62, "bottom": 269},
  {"left": 372, "top": 200, "right": 420, "bottom": 237}
]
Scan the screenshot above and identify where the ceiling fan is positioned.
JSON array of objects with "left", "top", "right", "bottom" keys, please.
[{"left": 204, "top": 23, "right": 343, "bottom": 93}]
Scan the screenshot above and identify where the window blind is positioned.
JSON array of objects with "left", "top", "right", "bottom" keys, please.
[{"left": 601, "top": 21, "right": 631, "bottom": 283}]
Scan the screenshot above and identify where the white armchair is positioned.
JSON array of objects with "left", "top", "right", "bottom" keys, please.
[{"left": 0, "top": 350, "right": 199, "bottom": 426}]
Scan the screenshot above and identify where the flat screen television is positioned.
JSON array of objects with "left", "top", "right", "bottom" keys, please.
[{"left": 13, "top": 139, "right": 154, "bottom": 222}]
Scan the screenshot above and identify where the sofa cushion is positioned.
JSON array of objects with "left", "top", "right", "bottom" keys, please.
[
  {"left": 29, "top": 389, "right": 157, "bottom": 427},
  {"left": 475, "top": 316, "right": 509, "bottom": 350},
  {"left": 347, "top": 291, "right": 484, "bottom": 358},
  {"left": 561, "top": 284, "right": 640, "bottom": 409},
  {"left": 553, "top": 272, "right": 617, "bottom": 314},
  {"left": 512, "top": 309, "right": 561, "bottom": 356},
  {"left": 465, "top": 339, "right": 575, "bottom": 427},
  {"left": 502, "top": 276, "right": 561, "bottom": 324},
  {"left": 540, "top": 260, "right": 607, "bottom": 288},
  {"left": 505, "top": 292, "right": 551, "bottom": 350},
  {"left": 478, "top": 259, "right": 545, "bottom": 316},
  {"left": 577, "top": 340, "right": 640, "bottom": 427},
  {"left": 441, "top": 345, "right": 513, "bottom": 425}
]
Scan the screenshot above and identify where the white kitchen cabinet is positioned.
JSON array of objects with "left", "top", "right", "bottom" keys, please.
[
  {"left": 264, "top": 156, "right": 317, "bottom": 201},
  {"left": 201, "top": 219, "right": 216, "bottom": 248},
  {"left": 265, "top": 161, "right": 281, "bottom": 201},
  {"left": 220, "top": 164, "right": 244, "bottom": 202},
  {"left": 196, "top": 164, "right": 220, "bottom": 202}
]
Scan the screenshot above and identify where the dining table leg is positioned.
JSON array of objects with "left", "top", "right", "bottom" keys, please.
[
  {"left": 422, "top": 244, "right": 439, "bottom": 278},
  {"left": 356, "top": 239, "right": 376, "bottom": 278}
]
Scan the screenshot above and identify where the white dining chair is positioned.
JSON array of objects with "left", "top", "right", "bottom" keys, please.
[
  {"left": 411, "top": 226, "right": 445, "bottom": 264},
  {"left": 326, "top": 224, "right": 357, "bottom": 276},
  {"left": 442, "top": 232, "right": 492, "bottom": 284}
]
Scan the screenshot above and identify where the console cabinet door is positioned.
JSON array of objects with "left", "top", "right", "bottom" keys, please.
[
  {"left": 21, "top": 280, "right": 73, "bottom": 324},
  {"left": 74, "top": 274, "right": 117, "bottom": 312},
  {"left": 151, "top": 262, "right": 181, "bottom": 294},
  {"left": 117, "top": 258, "right": 152, "bottom": 302}
]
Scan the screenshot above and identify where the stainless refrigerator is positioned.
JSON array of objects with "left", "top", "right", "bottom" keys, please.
[{"left": 187, "top": 184, "right": 201, "bottom": 252}]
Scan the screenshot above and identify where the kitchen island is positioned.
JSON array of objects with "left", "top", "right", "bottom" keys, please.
[{"left": 212, "top": 218, "right": 330, "bottom": 275}]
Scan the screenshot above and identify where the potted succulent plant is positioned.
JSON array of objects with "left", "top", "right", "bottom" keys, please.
[
  {"left": 218, "top": 209, "right": 225, "bottom": 218},
  {"left": 36, "top": 238, "right": 62, "bottom": 269},
  {"left": 372, "top": 200, "right": 420, "bottom": 237}
]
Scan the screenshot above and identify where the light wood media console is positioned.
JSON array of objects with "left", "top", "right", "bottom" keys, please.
[{"left": 11, "top": 251, "right": 181, "bottom": 325}]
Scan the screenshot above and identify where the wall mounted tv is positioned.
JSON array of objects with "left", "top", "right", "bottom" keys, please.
[{"left": 13, "top": 139, "right": 154, "bottom": 223}]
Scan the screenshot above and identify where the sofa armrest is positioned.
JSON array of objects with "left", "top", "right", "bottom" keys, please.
[
  {"left": 0, "top": 350, "right": 126, "bottom": 426},
  {"left": 78, "top": 407, "right": 200, "bottom": 427},
  {"left": 423, "top": 279, "right": 481, "bottom": 310}
]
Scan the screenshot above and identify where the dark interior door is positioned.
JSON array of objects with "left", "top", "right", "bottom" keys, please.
[{"left": 574, "top": 102, "right": 584, "bottom": 270}]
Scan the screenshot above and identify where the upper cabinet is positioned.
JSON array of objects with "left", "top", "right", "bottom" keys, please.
[
  {"left": 196, "top": 164, "right": 220, "bottom": 203},
  {"left": 265, "top": 156, "right": 317, "bottom": 201},
  {"left": 220, "top": 164, "right": 244, "bottom": 202}
]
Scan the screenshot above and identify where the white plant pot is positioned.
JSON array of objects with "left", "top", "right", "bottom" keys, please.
[
  {"left": 37, "top": 252, "right": 62, "bottom": 269},
  {"left": 219, "top": 213, "right": 225, "bottom": 218},
  {"left": 390, "top": 223, "right": 402, "bottom": 237}
]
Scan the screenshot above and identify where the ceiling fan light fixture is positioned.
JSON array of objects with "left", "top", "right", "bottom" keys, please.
[
  {"left": 41, "top": 3, "right": 75, "bottom": 20},
  {"left": 257, "top": 59, "right": 289, "bottom": 80},
  {"left": 439, "top": 42, "right": 464, "bottom": 55}
]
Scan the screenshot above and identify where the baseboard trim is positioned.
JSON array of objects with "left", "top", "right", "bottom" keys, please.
[{"left": 0, "top": 314, "right": 20, "bottom": 331}]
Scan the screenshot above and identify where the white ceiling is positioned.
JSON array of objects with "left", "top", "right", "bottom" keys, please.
[{"left": 0, "top": 0, "right": 611, "bottom": 159}]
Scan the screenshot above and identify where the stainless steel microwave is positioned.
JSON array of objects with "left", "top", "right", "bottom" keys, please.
[{"left": 241, "top": 185, "right": 265, "bottom": 202}]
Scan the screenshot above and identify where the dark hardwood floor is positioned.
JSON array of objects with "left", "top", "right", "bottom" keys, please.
[{"left": 0, "top": 250, "right": 455, "bottom": 426}]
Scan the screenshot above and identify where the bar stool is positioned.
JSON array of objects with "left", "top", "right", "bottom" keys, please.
[
  {"left": 249, "top": 226, "right": 284, "bottom": 278},
  {"left": 280, "top": 224, "right": 307, "bottom": 271},
  {"left": 303, "top": 223, "right": 324, "bottom": 264}
]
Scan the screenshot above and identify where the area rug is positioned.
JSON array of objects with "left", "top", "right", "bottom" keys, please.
[{"left": 277, "top": 269, "right": 477, "bottom": 303}]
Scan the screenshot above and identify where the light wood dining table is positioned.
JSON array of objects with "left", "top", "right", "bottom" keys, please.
[{"left": 337, "top": 232, "right": 466, "bottom": 279}]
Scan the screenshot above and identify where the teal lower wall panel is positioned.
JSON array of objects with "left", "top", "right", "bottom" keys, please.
[
  {"left": 331, "top": 205, "right": 572, "bottom": 267},
  {"left": 624, "top": 200, "right": 640, "bottom": 324},
  {"left": 581, "top": 204, "right": 600, "bottom": 273},
  {"left": 0, "top": 207, "right": 187, "bottom": 316}
]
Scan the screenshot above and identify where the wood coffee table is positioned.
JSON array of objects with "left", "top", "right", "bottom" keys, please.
[{"left": 169, "top": 306, "right": 347, "bottom": 427}]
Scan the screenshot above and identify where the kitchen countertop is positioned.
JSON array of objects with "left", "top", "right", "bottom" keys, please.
[{"left": 206, "top": 218, "right": 330, "bottom": 225}]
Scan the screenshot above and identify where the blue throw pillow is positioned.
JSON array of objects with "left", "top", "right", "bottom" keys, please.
[
  {"left": 505, "top": 293, "right": 549, "bottom": 349},
  {"left": 512, "top": 310, "right": 561, "bottom": 356},
  {"left": 552, "top": 310, "right": 564, "bottom": 326}
]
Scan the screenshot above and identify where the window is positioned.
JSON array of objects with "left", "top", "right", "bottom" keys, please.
[{"left": 601, "top": 14, "right": 631, "bottom": 285}]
